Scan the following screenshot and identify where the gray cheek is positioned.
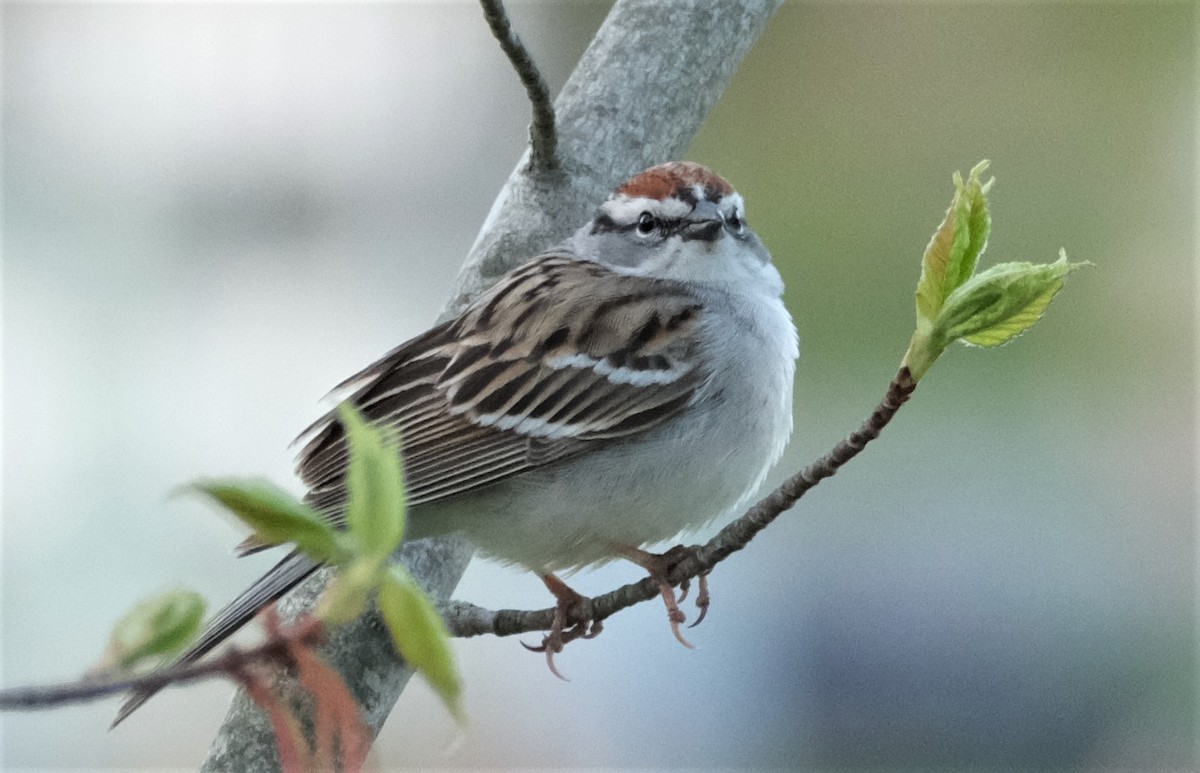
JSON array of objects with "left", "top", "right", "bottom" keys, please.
[
  {"left": 745, "top": 232, "right": 773, "bottom": 265},
  {"left": 584, "top": 230, "right": 653, "bottom": 269}
]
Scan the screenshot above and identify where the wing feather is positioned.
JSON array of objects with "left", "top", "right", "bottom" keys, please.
[
  {"left": 294, "top": 253, "right": 709, "bottom": 527},
  {"left": 122, "top": 255, "right": 711, "bottom": 723}
]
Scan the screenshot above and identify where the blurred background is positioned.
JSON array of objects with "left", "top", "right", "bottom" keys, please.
[{"left": 3, "top": 1, "right": 1195, "bottom": 770}]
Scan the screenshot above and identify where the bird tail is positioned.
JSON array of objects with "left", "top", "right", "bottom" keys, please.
[{"left": 110, "top": 550, "right": 320, "bottom": 728}]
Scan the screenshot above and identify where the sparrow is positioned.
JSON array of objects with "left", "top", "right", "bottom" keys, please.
[{"left": 115, "top": 161, "right": 797, "bottom": 723}]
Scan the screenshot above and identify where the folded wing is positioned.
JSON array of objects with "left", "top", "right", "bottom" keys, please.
[{"left": 114, "top": 253, "right": 710, "bottom": 725}]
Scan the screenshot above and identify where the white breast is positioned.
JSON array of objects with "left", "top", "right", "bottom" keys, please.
[{"left": 422, "top": 286, "right": 798, "bottom": 573}]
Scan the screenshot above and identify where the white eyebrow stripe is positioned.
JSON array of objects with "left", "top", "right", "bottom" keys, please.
[
  {"left": 601, "top": 195, "right": 693, "bottom": 224},
  {"left": 547, "top": 352, "right": 691, "bottom": 385}
]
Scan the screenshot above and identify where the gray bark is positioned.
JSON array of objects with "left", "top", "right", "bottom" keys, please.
[{"left": 201, "top": 1, "right": 782, "bottom": 769}]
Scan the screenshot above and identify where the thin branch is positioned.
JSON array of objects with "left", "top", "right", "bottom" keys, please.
[
  {"left": 480, "top": 0, "right": 558, "bottom": 172},
  {"left": 445, "top": 367, "right": 918, "bottom": 639},
  {"left": 0, "top": 364, "right": 906, "bottom": 724},
  {"left": 0, "top": 618, "right": 323, "bottom": 713}
]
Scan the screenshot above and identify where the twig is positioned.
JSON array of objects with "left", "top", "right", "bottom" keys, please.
[
  {"left": 445, "top": 367, "right": 918, "bottom": 638},
  {"left": 0, "top": 367, "right": 909, "bottom": 712},
  {"left": 0, "top": 618, "right": 323, "bottom": 713},
  {"left": 0, "top": 365, "right": 907, "bottom": 725},
  {"left": 479, "top": 0, "right": 558, "bottom": 171}
]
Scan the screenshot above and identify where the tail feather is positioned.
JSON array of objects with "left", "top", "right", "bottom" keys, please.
[{"left": 111, "top": 550, "right": 321, "bottom": 727}]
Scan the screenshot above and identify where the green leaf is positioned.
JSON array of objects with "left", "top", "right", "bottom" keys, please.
[
  {"left": 914, "top": 160, "right": 993, "bottom": 326},
  {"left": 339, "top": 404, "right": 407, "bottom": 560},
  {"left": 378, "top": 568, "right": 463, "bottom": 722},
  {"left": 955, "top": 160, "right": 993, "bottom": 290},
  {"left": 100, "top": 590, "right": 206, "bottom": 671},
  {"left": 937, "top": 251, "right": 1087, "bottom": 347},
  {"left": 316, "top": 560, "right": 378, "bottom": 625},
  {"left": 190, "top": 479, "right": 346, "bottom": 565}
]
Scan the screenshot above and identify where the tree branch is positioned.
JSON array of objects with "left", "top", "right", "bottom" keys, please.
[
  {"left": 0, "top": 619, "right": 323, "bottom": 712},
  {"left": 8, "top": 312, "right": 872, "bottom": 710},
  {"left": 443, "top": 368, "right": 918, "bottom": 639},
  {"left": 480, "top": 0, "right": 558, "bottom": 172},
  {"left": 0, "top": 367, "right": 910, "bottom": 713},
  {"left": 202, "top": 2, "right": 782, "bottom": 769}
]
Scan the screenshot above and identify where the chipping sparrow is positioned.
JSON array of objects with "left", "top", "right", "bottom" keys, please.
[{"left": 116, "top": 161, "right": 797, "bottom": 722}]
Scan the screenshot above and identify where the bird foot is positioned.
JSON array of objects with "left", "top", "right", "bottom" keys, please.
[
  {"left": 522, "top": 574, "right": 601, "bottom": 679},
  {"left": 619, "top": 544, "right": 710, "bottom": 647}
]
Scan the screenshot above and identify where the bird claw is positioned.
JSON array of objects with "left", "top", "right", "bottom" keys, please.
[
  {"left": 529, "top": 574, "right": 602, "bottom": 679},
  {"left": 528, "top": 546, "right": 713, "bottom": 672},
  {"left": 659, "top": 582, "right": 695, "bottom": 649},
  {"left": 526, "top": 635, "right": 569, "bottom": 680},
  {"left": 687, "top": 573, "right": 710, "bottom": 629},
  {"left": 519, "top": 637, "right": 570, "bottom": 680},
  {"left": 524, "top": 617, "right": 603, "bottom": 680},
  {"left": 620, "top": 544, "right": 710, "bottom": 648}
]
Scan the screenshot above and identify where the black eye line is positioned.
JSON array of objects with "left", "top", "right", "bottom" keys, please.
[{"left": 629, "top": 212, "right": 683, "bottom": 238}]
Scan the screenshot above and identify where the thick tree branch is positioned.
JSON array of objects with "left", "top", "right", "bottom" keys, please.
[
  {"left": 202, "top": 2, "right": 782, "bottom": 770},
  {"left": 443, "top": 368, "right": 918, "bottom": 639},
  {"left": 480, "top": 0, "right": 558, "bottom": 172}
]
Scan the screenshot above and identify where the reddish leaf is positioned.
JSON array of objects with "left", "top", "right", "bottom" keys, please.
[
  {"left": 289, "top": 640, "right": 371, "bottom": 772},
  {"left": 237, "top": 668, "right": 313, "bottom": 773}
]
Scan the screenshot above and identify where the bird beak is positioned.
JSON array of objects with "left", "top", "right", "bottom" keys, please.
[{"left": 682, "top": 200, "right": 724, "bottom": 242}]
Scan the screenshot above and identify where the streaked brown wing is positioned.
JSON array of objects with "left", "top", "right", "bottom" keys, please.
[{"left": 291, "top": 253, "right": 709, "bottom": 527}]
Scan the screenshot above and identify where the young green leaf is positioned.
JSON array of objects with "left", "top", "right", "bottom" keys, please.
[
  {"left": 914, "top": 160, "right": 993, "bottom": 326},
  {"left": 338, "top": 404, "right": 407, "bottom": 560},
  {"left": 937, "top": 252, "right": 1086, "bottom": 347},
  {"left": 378, "top": 568, "right": 463, "bottom": 722},
  {"left": 190, "top": 479, "right": 346, "bottom": 565},
  {"left": 316, "top": 560, "right": 378, "bottom": 625},
  {"left": 98, "top": 590, "right": 206, "bottom": 671},
  {"left": 954, "top": 160, "right": 993, "bottom": 290},
  {"left": 902, "top": 164, "right": 1084, "bottom": 381}
]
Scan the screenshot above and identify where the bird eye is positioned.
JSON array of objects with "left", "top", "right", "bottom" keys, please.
[{"left": 636, "top": 211, "right": 657, "bottom": 236}]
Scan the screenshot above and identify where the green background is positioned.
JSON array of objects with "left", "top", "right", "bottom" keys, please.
[{"left": 4, "top": 2, "right": 1194, "bottom": 769}]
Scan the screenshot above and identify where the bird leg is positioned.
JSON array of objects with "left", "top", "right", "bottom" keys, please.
[
  {"left": 618, "top": 544, "right": 708, "bottom": 648},
  {"left": 521, "top": 573, "right": 601, "bottom": 680}
]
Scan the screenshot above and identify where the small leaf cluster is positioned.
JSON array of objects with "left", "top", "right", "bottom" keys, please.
[
  {"left": 194, "top": 405, "right": 462, "bottom": 720},
  {"left": 95, "top": 590, "right": 206, "bottom": 673},
  {"left": 106, "top": 405, "right": 461, "bottom": 720},
  {"left": 904, "top": 160, "right": 1087, "bottom": 380}
]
